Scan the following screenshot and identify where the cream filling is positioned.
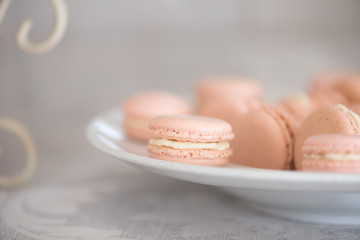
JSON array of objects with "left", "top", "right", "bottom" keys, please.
[
  {"left": 124, "top": 117, "right": 148, "bottom": 130},
  {"left": 304, "top": 153, "right": 360, "bottom": 161},
  {"left": 148, "top": 138, "right": 230, "bottom": 150}
]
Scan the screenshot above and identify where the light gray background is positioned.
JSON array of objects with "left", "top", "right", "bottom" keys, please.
[{"left": 1, "top": 0, "right": 360, "bottom": 239}]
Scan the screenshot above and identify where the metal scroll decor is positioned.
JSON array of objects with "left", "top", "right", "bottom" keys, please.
[
  {"left": 0, "top": 0, "right": 68, "bottom": 187},
  {"left": 0, "top": 118, "right": 37, "bottom": 188},
  {"left": 0, "top": 0, "right": 68, "bottom": 54}
]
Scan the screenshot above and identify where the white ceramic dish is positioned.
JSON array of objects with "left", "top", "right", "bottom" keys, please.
[{"left": 87, "top": 108, "right": 360, "bottom": 225}]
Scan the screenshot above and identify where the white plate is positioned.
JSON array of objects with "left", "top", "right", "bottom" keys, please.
[{"left": 87, "top": 108, "right": 360, "bottom": 225}]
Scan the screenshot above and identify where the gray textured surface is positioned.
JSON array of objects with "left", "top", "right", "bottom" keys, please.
[
  {"left": 1, "top": 0, "right": 360, "bottom": 239},
  {"left": 1, "top": 161, "right": 360, "bottom": 240}
]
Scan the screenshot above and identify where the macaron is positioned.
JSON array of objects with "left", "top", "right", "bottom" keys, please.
[
  {"left": 195, "top": 76, "right": 263, "bottom": 108},
  {"left": 349, "top": 103, "right": 360, "bottom": 116},
  {"left": 199, "top": 98, "right": 254, "bottom": 124},
  {"left": 294, "top": 104, "right": 360, "bottom": 170},
  {"left": 333, "top": 76, "right": 360, "bottom": 104},
  {"left": 230, "top": 105, "right": 294, "bottom": 170},
  {"left": 302, "top": 134, "right": 360, "bottom": 173},
  {"left": 122, "top": 91, "right": 192, "bottom": 141},
  {"left": 147, "top": 115, "right": 234, "bottom": 166},
  {"left": 308, "top": 89, "right": 349, "bottom": 109},
  {"left": 277, "top": 93, "right": 313, "bottom": 131},
  {"left": 310, "top": 70, "right": 355, "bottom": 92}
]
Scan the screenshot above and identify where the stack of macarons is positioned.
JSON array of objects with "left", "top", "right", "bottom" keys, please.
[{"left": 121, "top": 71, "right": 360, "bottom": 172}]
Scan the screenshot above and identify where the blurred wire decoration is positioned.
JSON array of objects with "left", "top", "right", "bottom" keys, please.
[
  {"left": 0, "top": 0, "right": 68, "bottom": 54},
  {"left": 0, "top": 118, "right": 37, "bottom": 189}
]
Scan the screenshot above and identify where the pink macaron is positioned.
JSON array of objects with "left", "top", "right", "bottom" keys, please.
[
  {"left": 195, "top": 76, "right": 263, "bottom": 108},
  {"left": 199, "top": 98, "right": 254, "bottom": 124},
  {"left": 349, "top": 103, "right": 360, "bottom": 116},
  {"left": 122, "top": 91, "right": 192, "bottom": 141},
  {"left": 309, "top": 88, "right": 349, "bottom": 110},
  {"left": 309, "top": 70, "right": 355, "bottom": 92},
  {"left": 302, "top": 134, "right": 360, "bottom": 173},
  {"left": 294, "top": 104, "right": 360, "bottom": 170},
  {"left": 147, "top": 115, "right": 234, "bottom": 166},
  {"left": 277, "top": 93, "right": 314, "bottom": 132},
  {"left": 230, "top": 105, "right": 294, "bottom": 170},
  {"left": 333, "top": 76, "right": 360, "bottom": 104}
]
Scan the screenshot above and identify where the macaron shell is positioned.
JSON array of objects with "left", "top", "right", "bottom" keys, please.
[
  {"left": 309, "top": 89, "right": 348, "bottom": 109},
  {"left": 196, "top": 77, "right": 263, "bottom": 106},
  {"left": 199, "top": 98, "right": 250, "bottom": 124},
  {"left": 147, "top": 145, "right": 232, "bottom": 166},
  {"left": 302, "top": 159, "right": 360, "bottom": 173},
  {"left": 302, "top": 134, "right": 360, "bottom": 155},
  {"left": 123, "top": 124, "right": 149, "bottom": 142},
  {"left": 277, "top": 94, "right": 314, "bottom": 133},
  {"left": 149, "top": 115, "right": 234, "bottom": 143},
  {"left": 294, "top": 105, "right": 360, "bottom": 170},
  {"left": 349, "top": 103, "right": 360, "bottom": 116},
  {"left": 230, "top": 106, "right": 292, "bottom": 170},
  {"left": 122, "top": 91, "right": 192, "bottom": 141},
  {"left": 278, "top": 94, "right": 313, "bottom": 121},
  {"left": 333, "top": 78, "right": 360, "bottom": 104},
  {"left": 122, "top": 91, "right": 192, "bottom": 120},
  {"left": 310, "top": 71, "right": 354, "bottom": 92}
]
